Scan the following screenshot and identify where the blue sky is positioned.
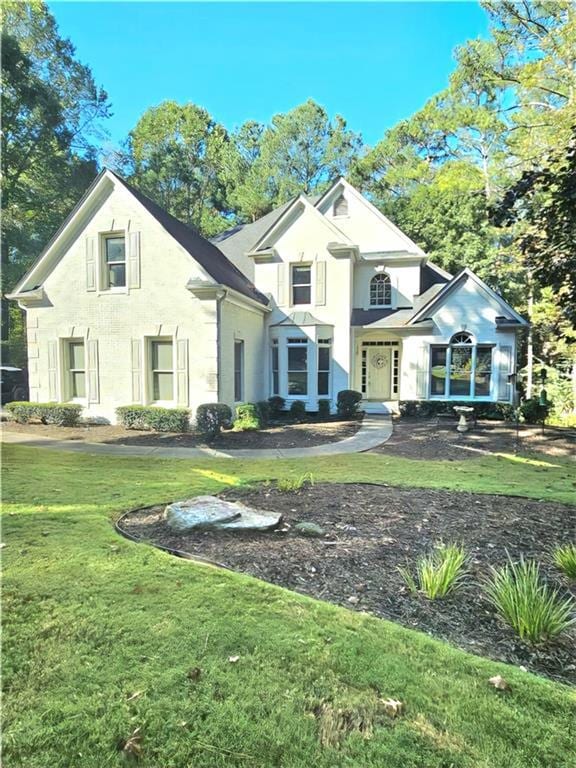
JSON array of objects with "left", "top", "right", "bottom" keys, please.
[{"left": 49, "top": 2, "right": 489, "bottom": 150}]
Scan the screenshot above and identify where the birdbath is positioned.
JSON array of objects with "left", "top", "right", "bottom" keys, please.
[{"left": 453, "top": 406, "right": 474, "bottom": 433}]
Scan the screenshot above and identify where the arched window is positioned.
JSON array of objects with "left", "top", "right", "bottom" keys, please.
[
  {"left": 450, "top": 332, "right": 473, "bottom": 345},
  {"left": 333, "top": 194, "right": 348, "bottom": 216},
  {"left": 370, "top": 273, "right": 392, "bottom": 306},
  {"left": 430, "top": 331, "right": 493, "bottom": 398}
]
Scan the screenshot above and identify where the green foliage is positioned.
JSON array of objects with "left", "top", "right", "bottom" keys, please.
[
  {"left": 256, "top": 400, "right": 271, "bottom": 427},
  {"left": 233, "top": 403, "right": 261, "bottom": 432},
  {"left": 276, "top": 472, "right": 314, "bottom": 493},
  {"left": 520, "top": 398, "right": 552, "bottom": 425},
  {"left": 289, "top": 399, "right": 306, "bottom": 421},
  {"left": 485, "top": 556, "right": 576, "bottom": 645},
  {"left": 268, "top": 395, "right": 285, "bottom": 416},
  {"left": 195, "top": 403, "right": 232, "bottom": 439},
  {"left": 318, "top": 399, "right": 331, "bottom": 419},
  {"left": 399, "top": 400, "right": 515, "bottom": 421},
  {"left": 5, "top": 401, "right": 82, "bottom": 426},
  {"left": 336, "top": 390, "right": 362, "bottom": 419},
  {"left": 116, "top": 405, "right": 189, "bottom": 432},
  {"left": 398, "top": 543, "right": 468, "bottom": 600},
  {"left": 553, "top": 544, "right": 576, "bottom": 580}
]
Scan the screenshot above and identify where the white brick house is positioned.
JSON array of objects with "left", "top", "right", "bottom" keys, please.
[{"left": 8, "top": 170, "right": 528, "bottom": 422}]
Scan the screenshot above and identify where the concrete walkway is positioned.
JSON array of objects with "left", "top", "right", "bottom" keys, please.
[{"left": 1, "top": 415, "right": 392, "bottom": 460}]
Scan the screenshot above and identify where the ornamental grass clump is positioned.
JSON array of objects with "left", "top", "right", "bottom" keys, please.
[
  {"left": 277, "top": 473, "right": 314, "bottom": 493},
  {"left": 553, "top": 543, "right": 576, "bottom": 579},
  {"left": 398, "top": 543, "right": 468, "bottom": 599},
  {"left": 484, "top": 556, "right": 576, "bottom": 645}
]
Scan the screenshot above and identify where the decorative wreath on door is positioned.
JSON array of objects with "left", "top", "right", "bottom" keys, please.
[{"left": 371, "top": 352, "right": 387, "bottom": 369}]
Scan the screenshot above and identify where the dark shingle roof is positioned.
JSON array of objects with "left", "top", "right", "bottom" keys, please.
[{"left": 112, "top": 172, "right": 268, "bottom": 306}]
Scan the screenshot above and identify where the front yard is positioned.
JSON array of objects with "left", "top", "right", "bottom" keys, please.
[{"left": 2, "top": 445, "right": 575, "bottom": 767}]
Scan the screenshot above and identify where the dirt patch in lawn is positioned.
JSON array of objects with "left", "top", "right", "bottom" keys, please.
[
  {"left": 3, "top": 417, "right": 360, "bottom": 450},
  {"left": 119, "top": 483, "right": 576, "bottom": 684},
  {"left": 370, "top": 417, "right": 575, "bottom": 461}
]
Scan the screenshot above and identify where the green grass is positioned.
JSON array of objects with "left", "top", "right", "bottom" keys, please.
[{"left": 2, "top": 445, "right": 576, "bottom": 767}]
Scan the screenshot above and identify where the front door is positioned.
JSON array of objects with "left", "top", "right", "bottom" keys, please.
[{"left": 365, "top": 345, "right": 392, "bottom": 399}]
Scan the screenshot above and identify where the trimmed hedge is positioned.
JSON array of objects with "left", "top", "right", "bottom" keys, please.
[
  {"left": 5, "top": 401, "right": 82, "bottom": 427},
  {"left": 318, "top": 399, "right": 331, "bottom": 419},
  {"left": 196, "top": 403, "right": 232, "bottom": 439},
  {"left": 519, "top": 398, "right": 552, "bottom": 425},
  {"left": 268, "top": 396, "right": 285, "bottom": 416},
  {"left": 116, "top": 405, "right": 190, "bottom": 432},
  {"left": 337, "top": 389, "right": 362, "bottom": 419},
  {"left": 289, "top": 400, "right": 306, "bottom": 421},
  {"left": 398, "top": 400, "right": 516, "bottom": 421},
  {"left": 234, "top": 403, "right": 261, "bottom": 431},
  {"left": 256, "top": 401, "right": 271, "bottom": 427}
]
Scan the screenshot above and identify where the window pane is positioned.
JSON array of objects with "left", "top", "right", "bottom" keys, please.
[
  {"left": 152, "top": 341, "right": 173, "bottom": 371},
  {"left": 318, "top": 372, "right": 329, "bottom": 395},
  {"left": 449, "top": 347, "right": 472, "bottom": 396},
  {"left": 430, "top": 346, "right": 447, "bottom": 396},
  {"left": 292, "top": 285, "right": 311, "bottom": 305},
  {"left": 69, "top": 341, "right": 85, "bottom": 370},
  {"left": 292, "top": 266, "right": 311, "bottom": 285},
  {"left": 288, "top": 372, "right": 307, "bottom": 395},
  {"left": 105, "top": 237, "right": 125, "bottom": 263},
  {"left": 71, "top": 371, "right": 85, "bottom": 398},
  {"left": 108, "top": 263, "right": 126, "bottom": 287},
  {"left": 271, "top": 346, "right": 279, "bottom": 394},
  {"left": 288, "top": 347, "right": 307, "bottom": 371},
  {"left": 153, "top": 372, "right": 173, "bottom": 400},
  {"left": 318, "top": 346, "right": 330, "bottom": 371},
  {"left": 273, "top": 371, "right": 279, "bottom": 394},
  {"left": 475, "top": 347, "right": 492, "bottom": 396}
]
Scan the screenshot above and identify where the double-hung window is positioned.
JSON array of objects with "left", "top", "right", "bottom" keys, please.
[
  {"left": 287, "top": 337, "right": 308, "bottom": 395},
  {"left": 150, "top": 339, "right": 174, "bottom": 402},
  {"left": 271, "top": 340, "right": 279, "bottom": 395},
  {"left": 104, "top": 235, "right": 126, "bottom": 288},
  {"left": 317, "top": 339, "right": 331, "bottom": 396},
  {"left": 234, "top": 340, "right": 244, "bottom": 402},
  {"left": 67, "top": 340, "right": 86, "bottom": 399},
  {"left": 291, "top": 265, "right": 311, "bottom": 305},
  {"left": 430, "top": 333, "right": 493, "bottom": 398}
]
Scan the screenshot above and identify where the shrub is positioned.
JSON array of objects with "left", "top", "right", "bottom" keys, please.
[
  {"left": 116, "top": 405, "right": 190, "bottom": 432},
  {"left": 553, "top": 544, "right": 576, "bottom": 580},
  {"left": 5, "top": 401, "right": 82, "bottom": 427},
  {"left": 399, "top": 400, "right": 515, "bottom": 421},
  {"left": 318, "top": 399, "right": 331, "bottom": 419},
  {"left": 520, "top": 398, "right": 552, "bottom": 425},
  {"left": 277, "top": 473, "right": 314, "bottom": 492},
  {"left": 256, "top": 400, "right": 271, "bottom": 427},
  {"left": 484, "top": 556, "right": 575, "bottom": 644},
  {"left": 336, "top": 390, "right": 362, "bottom": 419},
  {"left": 289, "top": 399, "right": 306, "bottom": 421},
  {"left": 268, "top": 396, "right": 285, "bottom": 416},
  {"left": 234, "top": 403, "right": 261, "bottom": 432},
  {"left": 195, "top": 403, "right": 232, "bottom": 439},
  {"left": 398, "top": 543, "right": 468, "bottom": 600}
]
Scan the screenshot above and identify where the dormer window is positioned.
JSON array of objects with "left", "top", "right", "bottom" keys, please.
[
  {"left": 370, "top": 273, "right": 391, "bottom": 306},
  {"left": 333, "top": 194, "right": 348, "bottom": 217},
  {"left": 103, "top": 234, "right": 126, "bottom": 288}
]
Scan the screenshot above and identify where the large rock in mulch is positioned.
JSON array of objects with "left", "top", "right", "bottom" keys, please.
[{"left": 164, "top": 496, "right": 282, "bottom": 532}]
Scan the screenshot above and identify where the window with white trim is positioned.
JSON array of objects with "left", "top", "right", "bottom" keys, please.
[
  {"left": 103, "top": 234, "right": 126, "bottom": 288},
  {"left": 287, "top": 337, "right": 308, "bottom": 395},
  {"left": 234, "top": 340, "right": 244, "bottom": 402},
  {"left": 291, "top": 265, "right": 311, "bottom": 305},
  {"left": 370, "top": 273, "right": 391, "bottom": 306},
  {"left": 317, "top": 338, "right": 331, "bottom": 396},
  {"left": 271, "top": 339, "right": 279, "bottom": 395},
  {"left": 430, "top": 333, "right": 493, "bottom": 398},
  {"left": 67, "top": 340, "right": 86, "bottom": 399},
  {"left": 150, "top": 339, "right": 174, "bottom": 402}
]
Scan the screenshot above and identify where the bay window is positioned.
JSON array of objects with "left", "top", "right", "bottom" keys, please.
[
  {"left": 430, "top": 333, "right": 493, "bottom": 398},
  {"left": 287, "top": 337, "right": 308, "bottom": 395},
  {"left": 271, "top": 340, "right": 279, "bottom": 395},
  {"left": 317, "top": 339, "right": 331, "bottom": 396}
]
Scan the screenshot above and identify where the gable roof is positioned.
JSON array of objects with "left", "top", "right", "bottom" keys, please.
[
  {"left": 409, "top": 268, "right": 529, "bottom": 326},
  {"left": 10, "top": 169, "right": 268, "bottom": 306},
  {"left": 211, "top": 199, "right": 295, "bottom": 263}
]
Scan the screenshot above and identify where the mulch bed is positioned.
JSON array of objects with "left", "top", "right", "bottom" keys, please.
[
  {"left": 369, "top": 417, "right": 576, "bottom": 461},
  {"left": 3, "top": 417, "right": 360, "bottom": 449},
  {"left": 119, "top": 483, "right": 576, "bottom": 684}
]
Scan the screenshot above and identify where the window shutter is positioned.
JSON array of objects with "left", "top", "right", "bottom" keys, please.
[
  {"left": 87, "top": 339, "right": 100, "bottom": 403},
  {"left": 47, "top": 340, "right": 58, "bottom": 401},
  {"left": 497, "top": 345, "right": 513, "bottom": 402},
  {"left": 176, "top": 338, "right": 189, "bottom": 406},
  {"left": 315, "top": 261, "right": 326, "bottom": 306},
  {"left": 131, "top": 339, "right": 143, "bottom": 403},
  {"left": 415, "top": 344, "right": 429, "bottom": 400},
  {"left": 277, "top": 263, "right": 288, "bottom": 306},
  {"left": 127, "top": 231, "right": 141, "bottom": 289},
  {"left": 85, "top": 236, "right": 97, "bottom": 291}
]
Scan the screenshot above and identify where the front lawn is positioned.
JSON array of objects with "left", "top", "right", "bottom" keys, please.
[{"left": 2, "top": 445, "right": 575, "bottom": 767}]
